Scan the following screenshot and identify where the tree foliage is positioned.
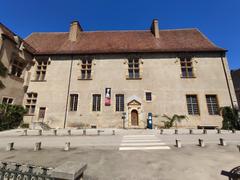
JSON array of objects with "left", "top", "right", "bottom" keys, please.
[
  {"left": 162, "top": 114, "right": 188, "bottom": 128},
  {"left": 220, "top": 106, "right": 240, "bottom": 130},
  {"left": 0, "top": 104, "right": 27, "bottom": 131}
]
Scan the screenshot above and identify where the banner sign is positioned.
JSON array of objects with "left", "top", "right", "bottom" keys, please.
[{"left": 105, "top": 88, "right": 111, "bottom": 106}]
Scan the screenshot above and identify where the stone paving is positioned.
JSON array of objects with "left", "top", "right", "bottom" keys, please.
[{"left": 0, "top": 128, "right": 239, "bottom": 180}]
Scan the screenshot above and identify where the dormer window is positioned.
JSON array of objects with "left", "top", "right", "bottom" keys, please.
[
  {"left": 180, "top": 57, "right": 194, "bottom": 78},
  {"left": 127, "top": 57, "right": 140, "bottom": 79},
  {"left": 10, "top": 59, "right": 25, "bottom": 77}
]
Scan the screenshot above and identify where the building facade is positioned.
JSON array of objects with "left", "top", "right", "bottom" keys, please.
[
  {"left": 231, "top": 69, "right": 240, "bottom": 108},
  {"left": 0, "top": 23, "right": 34, "bottom": 106},
  {"left": 1, "top": 20, "right": 238, "bottom": 129}
]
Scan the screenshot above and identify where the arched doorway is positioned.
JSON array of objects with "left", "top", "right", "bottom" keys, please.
[{"left": 131, "top": 110, "right": 138, "bottom": 126}]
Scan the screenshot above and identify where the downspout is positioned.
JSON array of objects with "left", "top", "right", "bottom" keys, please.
[
  {"left": 220, "top": 52, "right": 234, "bottom": 109},
  {"left": 63, "top": 55, "right": 73, "bottom": 128}
]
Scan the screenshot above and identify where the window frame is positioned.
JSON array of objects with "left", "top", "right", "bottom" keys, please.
[
  {"left": 69, "top": 94, "right": 78, "bottom": 111},
  {"left": 145, "top": 92, "right": 152, "bottom": 102},
  {"left": 92, "top": 94, "right": 101, "bottom": 112},
  {"left": 186, "top": 94, "right": 200, "bottom": 115},
  {"left": 127, "top": 57, "right": 141, "bottom": 80},
  {"left": 116, "top": 94, "right": 124, "bottom": 112},
  {"left": 25, "top": 92, "right": 38, "bottom": 115},
  {"left": 206, "top": 94, "right": 220, "bottom": 115},
  {"left": 10, "top": 59, "right": 25, "bottom": 78},
  {"left": 34, "top": 60, "right": 48, "bottom": 81},
  {"left": 1, "top": 96, "right": 14, "bottom": 105},
  {"left": 80, "top": 58, "right": 93, "bottom": 80},
  {"left": 180, "top": 57, "right": 195, "bottom": 78}
]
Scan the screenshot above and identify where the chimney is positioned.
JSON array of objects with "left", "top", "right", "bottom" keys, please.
[
  {"left": 69, "top": 21, "right": 83, "bottom": 41},
  {"left": 151, "top": 19, "right": 160, "bottom": 38}
]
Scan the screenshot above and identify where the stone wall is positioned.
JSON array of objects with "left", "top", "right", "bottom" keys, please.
[{"left": 23, "top": 52, "right": 238, "bottom": 129}]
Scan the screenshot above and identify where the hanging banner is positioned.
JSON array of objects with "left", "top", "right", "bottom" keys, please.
[{"left": 105, "top": 88, "right": 111, "bottom": 106}]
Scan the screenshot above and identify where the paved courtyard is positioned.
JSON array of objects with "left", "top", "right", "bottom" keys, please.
[{"left": 0, "top": 129, "right": 239, "bottom": 180}]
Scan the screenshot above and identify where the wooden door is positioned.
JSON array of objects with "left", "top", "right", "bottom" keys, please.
[
  {"left": 38, "top": 107, "right": 46, "bottom": 121},
  {"left": 131, "top": 110, "right": 138, "bottom": 126}
]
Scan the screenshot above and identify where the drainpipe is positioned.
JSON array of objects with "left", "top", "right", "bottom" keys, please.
[
  {"left": 63, "top": 55, "right": 74, "bottom": 128},
  {"left": 220, "top": 52, "right": 234, "bottom": 109}
]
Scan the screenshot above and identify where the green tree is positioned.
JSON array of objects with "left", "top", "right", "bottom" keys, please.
[
  {"left": 0, "top": 104, "right": 27, "bottom": 131},
  {"left": 162, "top": 114, "right": 187, "bottom": 128},
  {"left": 220, "top": 106, "right": 240, "bottom": 130}
]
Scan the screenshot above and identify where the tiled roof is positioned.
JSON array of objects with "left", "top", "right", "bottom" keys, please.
[
  {"left": 0, "top": 23, "right": 36, "bottom": 54},
  {"left": 25, "top": 29, "right": 225, "bottom": 55}
]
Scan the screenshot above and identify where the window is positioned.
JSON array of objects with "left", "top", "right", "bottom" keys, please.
[
  {"left": 128, "top": 58, "right": 140, "bottom": 79},
  {"left": 146, "top": 92, "right": 152, "bottom": 101},
  {"left": 186, "top": 95, "right": 199, "bottom": 115},
  {"left": 10, "top": 59, "right": 25, "bottom": 77},
  {"left": 2, "top": 97, "right": 14, "bottom": 104},
  {"left": 70, "top": 94, "right": 78, "bottom": 111},
  {"left": 35, "top": 60, "right": 48, "bottom": 81},
  {"left": 25, "top": 93, "right": 37, "bottom": 115},
  {"left": 180, "top": 57, "right": 194, "bottom": 78},
  {"left": 116, "top": 94, "right": 124, "bottom": 111},
  {"left": 38, "top": 107, "right": 46, "bottom": 119},
  {"left": 81, "top": 59, "right": 92, "bottom": 79},
  {"left": 206, "top": 95, "right": 219, "bottom": 115},
  {"left": 92, "top": 94, "right": 101, "bottom": 111}
]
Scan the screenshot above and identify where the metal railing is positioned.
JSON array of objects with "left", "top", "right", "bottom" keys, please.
[
  {"left": 0, "top": 161, "right": 53, "bottom": 180},
  {"left": 0, "top": 161, "right": 87, "bottom": 180}
]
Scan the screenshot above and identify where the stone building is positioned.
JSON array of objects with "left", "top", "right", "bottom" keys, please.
[
  {"left": 1, "top": 20, "right": 238, "bottom": 129},
  {"left": 0, "top": 23, "right": 34, "bottom": 105},
  {"left": 231, "top": 69, "right": 240, "bottom": 108}
]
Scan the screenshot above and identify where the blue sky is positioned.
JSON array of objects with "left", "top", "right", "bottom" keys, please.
[{"left": 0, "top": 0, "right": 239, "bottom": 69}]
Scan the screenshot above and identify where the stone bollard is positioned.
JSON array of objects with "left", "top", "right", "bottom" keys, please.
[
  {"left": 203, "top": 129, "right": 207, "bottom": 134},
  {"left": 232, "top": 129, "right": 236, "bottom": 134},
  {"left": 53, "top": 129, "right": 57, "bottom": 136},
  {"left": 237, "top": 145, "right": 240, "bottom": 152},
  {"left": 34, "top": 142, "right": 41, "bottom": 151},
  {"left": 64, "top": 142, "right": 70, "bottom": 151},
  {"left": 198, "top": 139, "right": 205, "bottom": 147},
  {"left": 67, "top": 129, "right": 71, "bottom": 136},
  {"left": 112, "top": 130, "right": 115, "bottom": 135},
  {"left": 6, "top": 142, "right": 14, "bottom": 151},
  {"left": 83, "top": 129, "right": 86, "bottom": 136},
  {"left": 38, "top": 129, "right": 42, "bottom": 136},
  {"left": 217, "top": 128, "right": 221, "bottom": 134},
  {"left": 175, "top": 129, "right": 178, "bottom": 134},
  {"left": 175, "top": 139, "right": 181, "bottom": 148},
  {"left": 23, "top": 129, "right": 27, "bottom": 136},
  {"left": 97, "top": 130, "right": 101, "bottom": 136},
  {"left": 189, "top": 129, "right": 193, "bottom": 134},
  {"left": 219, "top": 138, "right": 226, "bottom": 146},
  {"left": 160, "top": 129, "right": 163, "bottom": 134}
]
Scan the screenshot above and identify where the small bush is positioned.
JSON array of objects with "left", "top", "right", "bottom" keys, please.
[
  {"left": 0, "top": 104, "right": 27, "bottom": 131},
  {"left": 221, "top": 106, "right": 240, "bottom": 130}
]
